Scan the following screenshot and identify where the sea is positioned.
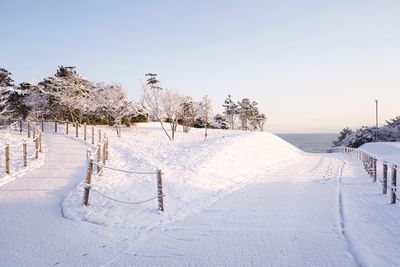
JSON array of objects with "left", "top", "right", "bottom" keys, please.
[{"left": 277, "top": 133, "right": 338, "bottom": 153}]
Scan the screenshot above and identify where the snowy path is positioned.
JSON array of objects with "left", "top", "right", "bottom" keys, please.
[
  {"left": 0, "top": 134, "right": 132, "bottom": 266},
  {"left": 106, "top": 155, "right": 358, "bottom": 266}
]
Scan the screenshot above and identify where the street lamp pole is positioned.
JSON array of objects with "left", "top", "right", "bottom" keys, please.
[{"left": 375, "top": 99, "right": 378, "bottom": 141}]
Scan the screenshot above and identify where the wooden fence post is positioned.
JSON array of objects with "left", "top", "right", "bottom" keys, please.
[
  {"left": 373, "top": 158, "right": 377, "bottom": 182},
  {"left": 35, "top": 134, "right": 39, "bottom": 159},
  {"left": 383, "top": 162, "right": 388, "bottom": 194},
  {"left": 23, "top": 140, "right": 27, "bottom": 167},
  {"left": 55, "top": 120, "right": 58, "bottom": 133},
  {"left": 157, "top": 169, "right": 164, "bottom": 212},
  {"left": 75, "top": 122, "right": 79, "bottom": 138},
  {"left": 368, "top": 156, "right": 372, "bottom": 177},
  {"left": 66, "top": 120, "right": 69, "bottom": 135},
  {"left": 39, "top": 131, "right": 42, "bottom": 153},
  {"left": 41, "top": 118, "right": 44, "bottom": 132},
  {"left": 106, "top": 138, "right": 109, "bottom": 160},
  {"left": 98, "top": 129, "right": 102, "bottom": 143},
  {"left": 19, "top": 118, "right": 22, "bottom": 133},
  {"left": 91, "top": 126, "right": 94, "bottom": 145},
  {"left": 84, "top": 123, "right": 87, "bottom": 141},
  {"left": 97, "top": 144, "right": 101, "bottom": 175},
  {"left": 103, "top": 134, "right": 108, "bottom": 160},
  {"left": 83, "top": 157, "right": 94, "bottom": 206},
  {"left": 33, "top": 124, "right": 36, "bottom": 138},
  {"left": 102, "top": 141, "right": 106, "bottom": 166},
  {"left": 28, "top": 120, "right": 31, "bottom": 138},
  {"left": 5, "top": 144, "right": 10, "bottom": 175},
  {"left": 391, "top": 165, "right": 397, "bottom": 204}
]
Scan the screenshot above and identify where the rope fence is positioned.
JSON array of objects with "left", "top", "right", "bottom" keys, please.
[
  {"left": 0, "top": 117, "right": 164, "bottom": 213},
  {"left": 330, "top": 146, "right": 399, "bottom": 204},
  {"left": 0, "top": 121, "right": 43, "bottom": 177},
  {"left": 83, "top": 151, "right": 164, "bottom": 212}
]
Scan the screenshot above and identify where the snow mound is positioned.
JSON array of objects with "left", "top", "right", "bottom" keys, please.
[
  {"left": 63, "top": 124, "right": 305, "bottom": 229},
  {"left": 360, "top": 142, "right": 400, "bottom": 165}
]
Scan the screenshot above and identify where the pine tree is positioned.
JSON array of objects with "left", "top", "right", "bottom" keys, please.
[
  {"left": 0, "top": 68, "right": 15, "bottom": 117},
  {"left": 386, "top": 116, "right": 400, "bottom": 128},
  {"left": 333, "top": 127, "right": 354, "bottom": 146},
  {"left": 180, "top": 97, "right": 196, "bottom": 132},
  {"left": 222, "top": 95, "right": 239, "bottom": 129},
  {"left": 238, "top": 98, "right": 258, "bottom": 130}
]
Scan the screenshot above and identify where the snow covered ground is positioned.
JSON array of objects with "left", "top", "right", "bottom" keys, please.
[
  {"left": 0, "top": 121, "right": 44, "bottom": 187},
  {"left": 0, "top": 123, "right": 399, "bottom": 266},
  {"left": 361, "top": 142, "right": 400, "bottom": 166}
]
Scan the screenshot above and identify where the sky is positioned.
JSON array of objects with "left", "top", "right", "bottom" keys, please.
[{"left": 1, "top": 0, "right": 400, "bottom": 133}]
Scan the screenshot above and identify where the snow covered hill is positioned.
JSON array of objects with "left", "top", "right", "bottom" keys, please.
[{"left": 63, "top": 123, "right": 306, "bottom": 229}]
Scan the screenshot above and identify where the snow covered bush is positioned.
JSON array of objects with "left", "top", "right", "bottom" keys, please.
[
  {"left": 334, "top": 121, "right": 400, "bottom": 148},
  {"left": 91, "top": 82, "right": 146, "bottom": 126}
]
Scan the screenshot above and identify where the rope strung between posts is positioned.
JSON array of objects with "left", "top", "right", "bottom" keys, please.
[
  {"left": 27, "top": 149, "right": 39, "bottom": 159},
  {"left": 90, "top": 186, "right": 161, "bottom": 205},
  {"left": 92, "top": 162, "right": 157, "bottom": 175},
  {"left": 91, "top": 143, "right": 102, "bottom": 156},
  {"left": 8, "top": 141, "right": 25, "bottom": 148}
]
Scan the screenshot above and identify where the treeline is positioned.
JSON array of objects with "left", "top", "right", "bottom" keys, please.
[
  {"left": 142, "top": 73, "right": 267, "bottom": 141},
  {"left": 0, "top": 66, "right": 147, "bottom": 125},
  {"left": 0, "top": 68, "right": 267, "bottom": 138},
  {"left": 334, "top": 116, "right": 400, "bottom": 148}
]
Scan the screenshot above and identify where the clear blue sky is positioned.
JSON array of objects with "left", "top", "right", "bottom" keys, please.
[{"left": 1, "top": 0, "right": 400, "bottom": 133}]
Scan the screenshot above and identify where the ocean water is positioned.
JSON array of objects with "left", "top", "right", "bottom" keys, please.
[{"left": 277, "top": 133, "right": 338, "bottom": 153}]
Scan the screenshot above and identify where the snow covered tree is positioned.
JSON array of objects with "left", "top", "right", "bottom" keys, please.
[
  {"left": 180, "top": 97, "right": 196, "bottom": 133},
  {"left": 238, "top": 98, "right": 258, "bottom": 130},
  {"left": 22, "top": 82, "right": 50, "bottom": 120},
  {"left": 333, "top": 127, "right": 353, "bottom": 147},
  {"left": 142, "top": 73, "right": 172, "bottom": 141},
  {"left": 162, "top": 90, "right": 184, "bottom": 141},
  {"left": 38, "top": 66, "right": 94, "bottom": 122},
  {"left": 92, "top": 82, "right": 143, "bottom": 135},
  {"left": 386, "top": 116, "right": 400, "bottom": 129},
  {"left": 0, "top": 68, "right": 15, "bottom": 118},
  {"left": 222, "top": 95, "right": 239, "bottom": 130},
  {"left": 250, "top": 113, "right": 267, "bottom": 131},
  {"left": 213, "top": 113, "right": 229, "bottom": 129},
  {"left": 197, "top": 95, "right": 213, "bottom": 139},
  {"left": 335, "top": 126, "right": 399, "bottom": 148}
]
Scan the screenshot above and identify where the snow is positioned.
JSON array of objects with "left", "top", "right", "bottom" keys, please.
[
  {"left": 338, "top": 153, "right": 400, "bottom": 267},
  {"left": 63, "top": 123, "right": 305, "bottom": 229},
  {"left": 0, "top": 122, "right": 399, "bottom": 266},
  {"left": 0, "top": 121, "right": 44, "bottom": 186},
  {"left": 360, "top": 142, "right": 400, "bottom": 166}
]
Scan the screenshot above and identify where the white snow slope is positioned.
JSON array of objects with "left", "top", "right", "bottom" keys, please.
[{"left": 0, "top": 123, "right": 399, "bottom": 266}]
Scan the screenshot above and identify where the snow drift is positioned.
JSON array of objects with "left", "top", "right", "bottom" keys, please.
[
  {"left": 360, "top": 142, "right": 400, "bottom": 165},
  {"left": 63, "top": 123, "right": 305, "bottom": 229}
]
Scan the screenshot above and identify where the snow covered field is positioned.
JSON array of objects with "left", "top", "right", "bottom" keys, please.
[{"left": 0, "top": 123, "right": 399, "bottom": 266}]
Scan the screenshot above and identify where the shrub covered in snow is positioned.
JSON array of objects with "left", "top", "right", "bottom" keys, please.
[{"left": 334, "top": 120, "right": 400, "bottom": 148}]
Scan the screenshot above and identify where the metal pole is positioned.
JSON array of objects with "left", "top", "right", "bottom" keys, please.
[{"left": 375, "top": 99, "right": 378, "bottom": 141}]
